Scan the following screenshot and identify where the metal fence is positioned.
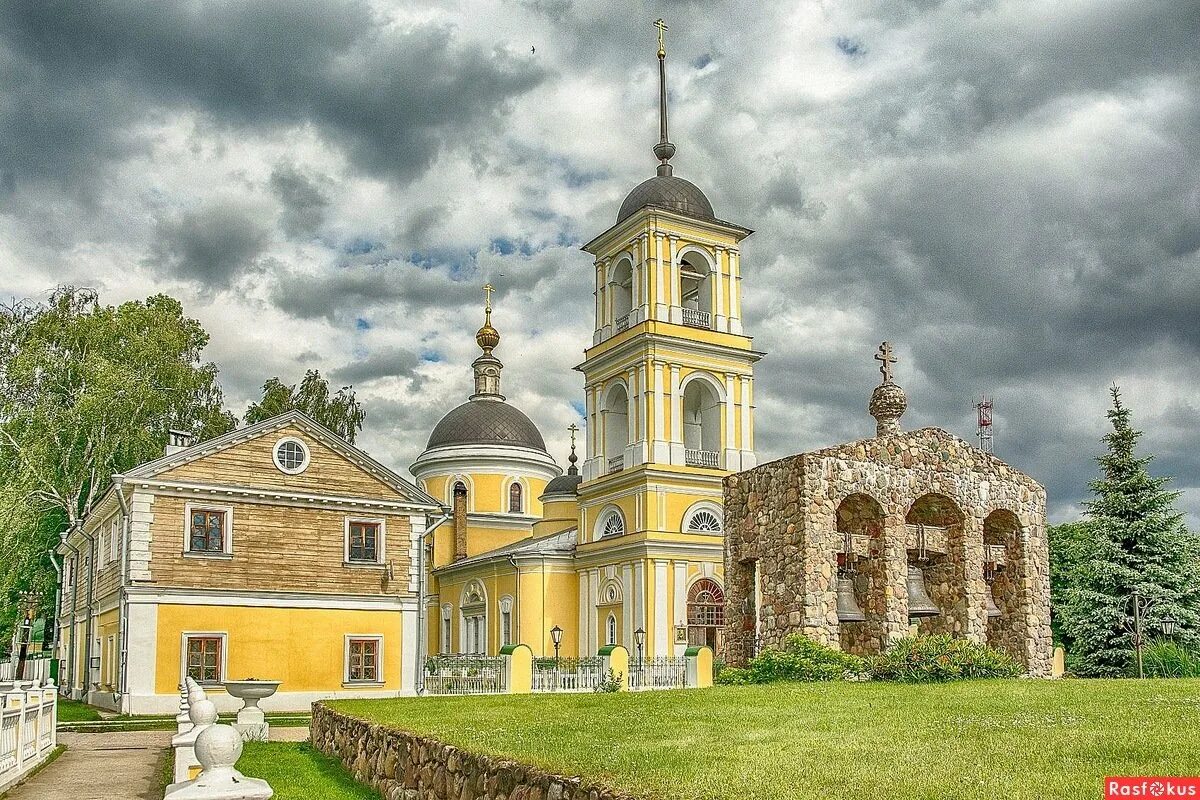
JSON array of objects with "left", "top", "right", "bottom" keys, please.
[
  {"left": 531, "top": 657, "right": 603, "bottom": 693},
  {"left": 422, "top": 654, "right": 506, "bottom": 696},
  {"left": 628, "top": 657, "right": 687, "bottom": 690}
]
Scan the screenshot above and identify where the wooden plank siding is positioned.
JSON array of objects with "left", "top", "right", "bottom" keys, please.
[
  {"left": 147, "top": 494, "right": 413, "bottom": 595},
  {"left": 156, "top": 425, "right": 404, "bottom": 500}
]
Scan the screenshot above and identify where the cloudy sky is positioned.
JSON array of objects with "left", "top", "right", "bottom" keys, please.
[{"left": 2, "top": 0, "right": 1198, "bottom": 525}]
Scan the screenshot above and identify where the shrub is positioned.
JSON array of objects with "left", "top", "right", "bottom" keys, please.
[
  {"left": 714, "top": 635, "right": 865, "bottom": 685},
  {"left": 594, "top": 669, "right": 622, "bottom": 693},
  {"left": 868, "top": 635, "right": 1022, "bottom": 682},
  {"left": 1141, "top": 639, "right": 1200, "bottom": 678}
]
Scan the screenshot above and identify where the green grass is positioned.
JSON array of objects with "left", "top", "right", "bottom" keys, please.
[
  {"left": 55, "top": 697, "right": 102, "bottom": 722},
  {"left": 238, "top": 742, "right": 378, "bottom": 800},
  {"left": 331, "top": 679, "right": 1200, "bottom": 800}
]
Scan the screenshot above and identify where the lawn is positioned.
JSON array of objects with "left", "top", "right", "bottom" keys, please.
[
  {"left": 238, "top": 742, "right": 378, "bottom": 800},
  {"left": 331, "top": 679, "right": 1200, "bottom": 800},
  {"left": 55, "top": 697, "right": 103, "bottom": 722}
]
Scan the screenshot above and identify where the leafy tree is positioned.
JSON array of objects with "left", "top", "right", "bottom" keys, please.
[
  {"left": 0, "top": 287, "right": 236, "bottom": 642},
  {"left": 1047, "top": 521, "right": 1095, "bottom": 647},
  {"left": 1057, "top": 386, "right": 1200, "bottom": 676},
  {"left": 244, "top": 369, "right": 365, "bottom": 443}
]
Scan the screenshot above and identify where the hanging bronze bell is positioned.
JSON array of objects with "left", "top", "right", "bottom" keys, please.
[
  {"left": 836, "top": 575, "right": 867, "bottom": 623},
  {"left": 906, "top": 565, "right": 940, "bottom": 618},
  {"left": 984, "top": 582, "right": 1002, "bottom": 618}
]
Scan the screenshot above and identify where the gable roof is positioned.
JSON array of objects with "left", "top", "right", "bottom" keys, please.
[{"left": 122, "top": 409, "right": 440, "bottom": 507}]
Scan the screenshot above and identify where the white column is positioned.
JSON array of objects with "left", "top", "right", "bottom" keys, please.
[
  {"left": 740, "top": 375, "right": 755, "bottom": 469},
  {"left": 593, "top": 262, "right": 603, "bottom": 344},
  {"left": 723, "top": 373, "right": 737, "bottom": 471},
  {"left": 401, "top": 605, "right": 419, "bottom": 695},
  {"left": 653, "top": 560, "right": 669, "bottom": 656},
  {"left": 633, "top": 561, "right": 645, "bottom": 647},
  {"left": 122, "top": 601, "right": 158, "bottom": 714},
  {"left": 584, "top": 386, "right": 597, "bottom": 480},
  {"left": 602, "top": 259, "right": 613, "bottom": 338},
  {"left": 714, "top": 246, "right": 727, "bottom": 331},
  {"left": 729, "top": 249, "right": 743, "bottom": 335},
  {"left": 588, "top": 567, "right": 601, "bottom": 654},
  {"left": 630, "top": 240, "right": 641, "bottom": 320},
  {"left": 652, "top": 362, "right": 667, "bottom": 462},
  {"left": 622, "top": 563, "right": 634, "bottom": 649},
  {"left": 669, "top": 365, "right": 683, "bottom": 463},
  {"left": 672, "top": 561, "right": 688, "bottom": 656},
  {"left": 654, "top": 233, "right": 667, "bottom": 320},
  {"left": 578, "top": 570, "right": 589, "bottom": 657},
  {"left": 668, "top": 236, "right": 681, "bottom": 323}
]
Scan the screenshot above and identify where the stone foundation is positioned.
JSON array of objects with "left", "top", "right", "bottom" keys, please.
[{"left": 311, "top": 703, "right": 641, "bottom": 800}]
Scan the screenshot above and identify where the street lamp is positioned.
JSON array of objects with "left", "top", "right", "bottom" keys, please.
[
  {"left": 1160, "top": 616, "right": 1179, "bottom": 637},
  {"left": 1123, "top": 588, "right": 1172, "bottom": 679},
  {"left": 550, "top": 625, "right": 563, "bottom": 668},
  {"left": 634, "top": 627, "right": 646, "bottom": 662}
]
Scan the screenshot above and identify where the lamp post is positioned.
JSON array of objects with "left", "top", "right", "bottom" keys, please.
[
  {"left": 634, "top": 627, "right": 646, "bottom": 662},
  {"left": 550, "top": 625, "right": 563, "bottom": 669},
  {"left": 1123, "top": 589, "right": 1175, "bottom": 679}
]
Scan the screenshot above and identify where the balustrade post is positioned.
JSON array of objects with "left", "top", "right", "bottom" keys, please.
[
  {"left": 172, "top": 683, "right": 218, "bottom": 784},
  {"left": 685, "top": 646, "right": 714, "bottom": 688}
]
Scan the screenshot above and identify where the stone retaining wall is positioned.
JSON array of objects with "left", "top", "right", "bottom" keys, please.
[{"left": 312, "top": 703, "right": 641, "bottom": 800}]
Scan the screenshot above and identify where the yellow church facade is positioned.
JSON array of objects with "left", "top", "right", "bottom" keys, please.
[{"left": 416, "top": 28, "right": 761, "bottom": 670}]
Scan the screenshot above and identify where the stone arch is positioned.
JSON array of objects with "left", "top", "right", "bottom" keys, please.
[
  {"left": 905, "top": 493, "right": 967, "bottom": 638},
  {"left": 983, "top": 509, "right": 1028, "bottom": 665},
  {"left": 835, "top": 493, "right": 889, "bottom": 655}
]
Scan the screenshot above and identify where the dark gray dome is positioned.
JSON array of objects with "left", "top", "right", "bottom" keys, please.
[
  {"left": 543, "top": 473, "right": 582, "bottom": 496},
  {"left": 426, "top": 399, "right": 547, "bottom": 451},
  {"left": 617, "top": 175, "right": 714, "bottom": 223}
]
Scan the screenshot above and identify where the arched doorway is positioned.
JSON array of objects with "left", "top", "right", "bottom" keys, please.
[{"left": 687, "top": 578, "right": 725, "bottom": 650}]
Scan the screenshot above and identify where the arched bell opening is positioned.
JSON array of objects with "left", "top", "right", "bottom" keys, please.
[
  {"left": 904, "top": 493, "right": 967, "bottom": 637},
  {"left": 834, "top": 493, "right": 887, "bottom": 655},
  {"left": 983, "top": 509, "right": 1027, "bottom": 664}
]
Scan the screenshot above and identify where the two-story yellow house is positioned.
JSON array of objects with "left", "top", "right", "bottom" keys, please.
[{"left": 56, "top": 411, "right": 440, "bottom": 713}]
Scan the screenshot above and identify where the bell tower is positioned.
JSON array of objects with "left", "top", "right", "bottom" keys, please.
[{"left": 572, "top": 19, "right": 762, "bottom": 656}]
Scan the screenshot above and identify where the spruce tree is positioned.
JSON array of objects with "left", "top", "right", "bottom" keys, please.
[{"left": 1059, "top": 386, "right": 1200, "bottom": 676}]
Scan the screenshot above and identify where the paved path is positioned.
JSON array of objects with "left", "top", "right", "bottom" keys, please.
[{"left": 5, "top": 727, "right": 311, "bottom": 799}]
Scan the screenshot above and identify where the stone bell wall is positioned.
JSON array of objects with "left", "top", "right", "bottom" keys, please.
[
  {"left": 723, "top": 426, "right": 1053, "bottom": 676},
  {"left": 311, "top": 703, "right": 641, "bottom": 800}
]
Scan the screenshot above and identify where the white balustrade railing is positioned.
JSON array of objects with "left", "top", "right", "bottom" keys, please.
[
  {"left": 681, "top": 308, "right": 711, "bottom": 329},
  {"left": 685, "top": 449, "right": 719, "bottom": 468},
  {"left": 615, "top": 313, "right": 630, "bottom": 332},
  {"left": 0, "top": 683, "right": 57, "bottom": 793},
  {"left": 607, "top": 455, "right": 625, "bottom": 473},
  {"left": 628, "top": 657, "right": 688, "bottom": 690}
]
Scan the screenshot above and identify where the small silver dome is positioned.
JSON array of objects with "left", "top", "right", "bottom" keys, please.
[
  {"left": 426, "top": 399, "right": 547, "bottom": 452},
  {"left": 543, "top": 472, "right": 582, "bottom": 496},
  {"left": 617, "top": 175, "right": 714, "bottom": 223}
]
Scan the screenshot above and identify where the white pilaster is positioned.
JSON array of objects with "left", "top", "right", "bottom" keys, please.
[
  {"left": 668, "top": 236, "right": 681, "bottom": 323},
  {"left": 122, "top": 601, "right": 157, "bottom": 714},
  {"left": 654, "top": 233, "right": 667, "bottom": 320},
  {"left": 602, "top": 258, "right": 613, "bottom": 338},
  {"left": 633, "top": 561, "right": 645, "bottom": 647},
  {"left": 729, "top": 250, "right": 743, "bottom": 335},
  {"left": 593, "top": 261, "right": 603, "bottom": 344},
  {"left": 714, "top": 246, "right": 727, "bottom": 331},
  {"left": 652, "top": 363, "right": 667, "bottom": 462},
  {"left": 672, "top": 561, "right": 689, "bottom": 656},
  {"left": 653, "top": 560, "right": 669, "bottom": 657},
  {"left": 723, "top": 373, "right": 737, "bottom": 470},
  {"left": 669, "top": 365, "right": 683, "bottom": 463},
  {"left": 588, "top": 567, "right": 601, "bottom": 655},
  {"left": 622, "top": 563, "right": 634, "bottom": 649},
  {"left": 578, "top": 570, "right": 589, "bottom": 657},
  {"left": 740, "top": 375, "right": 755, "bottom": 467}
]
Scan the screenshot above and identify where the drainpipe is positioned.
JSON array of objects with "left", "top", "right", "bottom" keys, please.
[
  {"left": 60, "top": 535, "right": 81, "bottom": 697},
  {"left": 114, "top": 478, "right": 131, "bottom": 712},
  {"left": 416, "top": 506, "right": 451, "bottom": 695},
  {"left": 508, "top": 554, "right": 520, "bottom": 648}
]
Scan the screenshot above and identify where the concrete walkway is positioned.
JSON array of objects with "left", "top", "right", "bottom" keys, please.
[{"left": 5, "top": 727, "right": 311, "bottom": 799}]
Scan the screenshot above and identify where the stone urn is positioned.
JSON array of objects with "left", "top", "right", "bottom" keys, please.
[{"left": 223, "top": 679, "right": 280, "bottom": 741}]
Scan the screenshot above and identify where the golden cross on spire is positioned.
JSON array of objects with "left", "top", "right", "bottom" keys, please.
[
  {"left": 567, "top": 423, "right": 579, "bottom": 447},
  {"left": 654, "top": 18, "right": 668, "bottom": 58},
  {"left": 482, "top": 283, "right": 495, "bottom": 313},
  {"left": 875, "top": 341, "right": 897, "bottom": 384}
]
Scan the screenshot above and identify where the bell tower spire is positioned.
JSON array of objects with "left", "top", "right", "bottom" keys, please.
[
  {"left": 471, "top": 283, "right": 505, "bottom": 400},
  {"left": 653, "top": 18, "right": 676, "bottom": 177}
]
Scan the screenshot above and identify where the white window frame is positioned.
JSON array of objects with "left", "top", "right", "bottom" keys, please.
[
  {"left": 460, "top": 581, "right": 488, "bottom": 654},
  {"left": 593, "top": 505, "right": 626, "bottom": 542},
  {"left": 180, "top": 631, "right": 228, "bottom": 686},
  {"left": 440, "top": 605, "right": 452, "bottom": 654},
  {"left": 606, "top": 613, "right": 617, "bottom": 646},
  {"left": 499, "top": 596, "right": 513, "bottom": 646},
  {"left": 109, "top": 518, "right": 120, "bottom": 564},
  {"left": 343, "top": 634, "right": 384, "bottom": 685},
  {"left": 183, "top": 502, "right": 234, "bottom": 556},
  {"left": 272, "top": 436, "right": 311, "bottom": 475},
  {"left": 343, "top": 517, "right": 386, "bottom": 565},
  {"left": 682, "top": 501, "right": 724, "bottom": 535},
  {"left": 506, "top": 479, "right": 525, "bottom": 514}
]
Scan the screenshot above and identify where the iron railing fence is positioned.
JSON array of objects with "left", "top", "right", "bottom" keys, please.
[
  {"left": 531, "top": 657, "right": 603, "bottom": 693},
  {"left": 422, "top": 654, "right": 506, "bottom": 696},
  {"left": 628, "top": 656, "right": 688, "bottom": 690}
]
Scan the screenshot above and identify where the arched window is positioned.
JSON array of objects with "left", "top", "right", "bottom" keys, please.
[
  {"left": 599, "top": 510, "right": 625, "bottom": 540},
  {"left": 686, "top": 578, "right": 725, "bottom": 649},
  {"left": 440, "top": 605, "right": 452, "bottom": 654},
  {"left": 606, "top": 614, "right": 617, "bottom": 646},
  {"left": 499, "top": 597, "right": 513, "bottom": 646},
  {"left": 453, "top": 480, "right": 468, "bottom": 508},
  {"left": 686, "top": 509, "right": 722, "bottom": 533},
  {"left": 682, "top": 378, "right": 721, "bottom": 465},
  {"left": 611, "top": 258, "right": 633, "bottom": 328},
  {"left": 602, "top": 383, "right": 630, "bottom": 471},
  {"left": 508, "top": 482, "right": 523, "bottom": 513},
  {"left": 679, "top": 254, "right": 712, "bottom": 328},
  {"left": 461, "top": 581, "right": 487, "bottom": 654}
]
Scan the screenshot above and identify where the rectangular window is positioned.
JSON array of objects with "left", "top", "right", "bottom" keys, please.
[
  {"left": 347, "top": 637, "right": 380, "bottom": 682},
  {"left": 189, "top": 509, "right": 226, "bottom": 553},
  {"left": 501, "top": 610, "right": 512, "bottom": 646},
  {"left": 347, "top": 521, "right": 380, "bottom": 563},
  {"left": 185, "top": 636, "right": 223, "bottom": 684},
  {"left": 441, "top": 610, "right": 452, "bottom": 654},
  {"left": 109, "top": 519, "right": 119, "bottom": 564}
]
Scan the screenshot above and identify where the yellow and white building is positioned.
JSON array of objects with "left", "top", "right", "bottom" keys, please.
[{"left": 56, "top": 412, "right": 440, "bottom": 713}]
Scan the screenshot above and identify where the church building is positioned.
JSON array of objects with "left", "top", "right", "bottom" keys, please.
[{"left": 415, "top": 24, "right": 761, "bottom": 664}]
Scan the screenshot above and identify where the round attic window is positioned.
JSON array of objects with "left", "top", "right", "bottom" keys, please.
[{"left": 273, "top": 437, "right": 310, "bottom": 474}]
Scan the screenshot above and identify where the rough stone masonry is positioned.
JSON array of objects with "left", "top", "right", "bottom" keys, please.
[{"left": 721, "top": 344, "right": 1053, "bottom": 676}]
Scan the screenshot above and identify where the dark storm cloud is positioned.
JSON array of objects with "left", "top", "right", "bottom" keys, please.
[
  {"left": 149, "top": 202, "right": 270, "bottom": 286},
  {"left": 270, "top": 163, "right": 331, "bottom": 240},
  {"left": 269, "top": 260, "right": 483, "bottom": 320},
  {"left": 332, "top": 347, "right": 423, "bottom": 385},
  {"left": 0, "top": 0, "right": 547, "bottom": 192}
]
